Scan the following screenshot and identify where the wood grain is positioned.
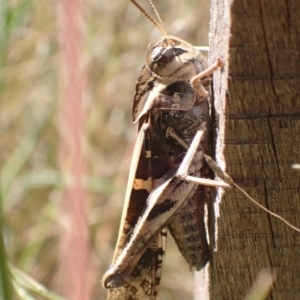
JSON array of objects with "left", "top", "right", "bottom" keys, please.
[{"left": 207, "top": 0, "right": 300, "bottom": 299}]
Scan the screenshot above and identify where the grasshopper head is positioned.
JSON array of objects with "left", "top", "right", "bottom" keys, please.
[
  {"left": 146, "top": 35, "right": 198, "bottom": 79},
  {"left": 129, "top": 1, "right": 201, "bottom": 80}
]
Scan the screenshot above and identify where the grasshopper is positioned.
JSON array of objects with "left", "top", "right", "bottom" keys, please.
[{"left": 102, "top": 1, "right": 225, "bottom": 299}]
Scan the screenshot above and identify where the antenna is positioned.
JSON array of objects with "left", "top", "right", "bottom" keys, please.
[
  {"left": 147, "top": 0, "right": 165, "bottom": 30},
  {"left": 130, "top": 0, "right": 168, "bottom": 36}
]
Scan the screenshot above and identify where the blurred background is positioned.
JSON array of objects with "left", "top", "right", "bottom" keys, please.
[{"left": 1, "top": 0, "right": 210, "bottom": 299}]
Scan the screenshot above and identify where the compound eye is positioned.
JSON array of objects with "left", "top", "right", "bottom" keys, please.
[{"left": 152, "top": 46, "right": 164, "bottom": 61}]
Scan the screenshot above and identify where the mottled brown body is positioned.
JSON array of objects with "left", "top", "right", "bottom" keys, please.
[{"left": 102, "top": 31, "right": 215, "bottom": 299}]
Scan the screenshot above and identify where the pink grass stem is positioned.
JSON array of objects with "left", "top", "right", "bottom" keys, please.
[{"left": 57, "top": 1, "right": 89, "bottom": 299}]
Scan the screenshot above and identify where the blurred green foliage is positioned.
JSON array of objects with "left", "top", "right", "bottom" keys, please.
[{"left": 1, "top": 0, "right": 210, "bottom": 299}]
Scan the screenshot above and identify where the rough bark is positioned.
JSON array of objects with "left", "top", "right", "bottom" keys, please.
[{"left": 205, "top": 0, "right": 300, "bottom": 299}]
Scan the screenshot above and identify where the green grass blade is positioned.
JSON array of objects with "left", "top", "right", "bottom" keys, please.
[
  {"left": 11, "top": 264, "right": 66, "bottom": 300},
  {"left": 0, "top": 216, "right": 14, "bottom": 300}
]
